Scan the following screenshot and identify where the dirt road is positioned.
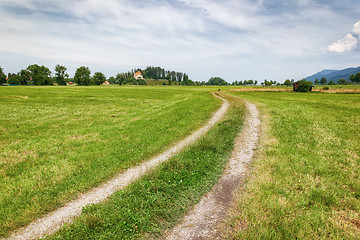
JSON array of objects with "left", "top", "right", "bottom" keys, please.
[{"left": 166, "top": 99, "right": 260, "bottom": 240}]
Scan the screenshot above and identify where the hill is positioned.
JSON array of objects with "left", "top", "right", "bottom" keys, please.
[{"left": 305, "top": 66, "right": 360, "bottom": 83}]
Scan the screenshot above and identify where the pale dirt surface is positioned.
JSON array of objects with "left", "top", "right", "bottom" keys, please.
[
  {"left": 165, "top": 100, "right": 260, "bottom": 240},
  {"left": 6, "top": 94, "right": 229, "bottom": 240}
]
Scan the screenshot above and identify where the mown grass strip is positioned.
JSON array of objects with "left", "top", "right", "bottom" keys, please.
[
  {"left": 48, "top": 95, "right": 245, "bottom": 239},
  {"left": 226, "top": 91, "right": 360, "bottom": 239},
  {"left": 0, "top": 86, "right": 220, "bottom": 238}
]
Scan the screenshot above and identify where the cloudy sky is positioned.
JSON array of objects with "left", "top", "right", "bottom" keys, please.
[{"left": 1, "top": 0, "right": 359, "bottom": 82}]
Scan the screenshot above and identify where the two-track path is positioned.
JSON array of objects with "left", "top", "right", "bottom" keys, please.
[
  {"left": 166, "top": 99, "right": 260, "bottom": 240},
  {"left": 7, "top": 94, "right": 230, "bottom": 240}
]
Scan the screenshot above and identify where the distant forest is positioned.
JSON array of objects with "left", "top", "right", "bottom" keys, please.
[{"left": 113, "top": 66, "right": 193, "bottom": 85}]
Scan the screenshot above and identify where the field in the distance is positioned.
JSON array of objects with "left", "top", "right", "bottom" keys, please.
[
  {"left": 0, "top": 85, "right": 220, "bottom": 237},
  {"left": 227, "top": 91, "right": 360, "bottom": 239}
]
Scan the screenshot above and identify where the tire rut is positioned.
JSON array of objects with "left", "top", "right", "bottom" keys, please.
[{"left": 165, "top": 99, "right": 260, "bottom": 240}]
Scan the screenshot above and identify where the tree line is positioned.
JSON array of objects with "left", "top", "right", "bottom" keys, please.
[
  {"left": 4, "top": 64, "right": 357, "bottom": 87},
  {"left": 140, "top": 66, "right": 190, "bottom": 82},
  {"left": 0, "top": 65, "right": 196, "bottom": 86},
  {"left": 0, "top": 64, "right": 108, "bottom": 86},
  {"left": 313, "top": 74, "right": 360, "bottom": 85}
]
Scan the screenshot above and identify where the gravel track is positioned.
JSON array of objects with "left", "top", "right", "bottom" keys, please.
[
  {"left": 165, "top": 99, "right": 260, "bottom": 240},
  {"left": 6, "top": 94, "right": 229, "bottom": 240}
]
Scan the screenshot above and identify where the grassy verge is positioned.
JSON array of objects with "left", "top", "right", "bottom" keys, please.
[
  {"left": 0, "top": 86, "right": 220, "bottom": 237},
  {"left": 48, "top": 94, "right": 245, "bottom": 239},
  {"left": 226, "top": 91, "right": 360, "bottom": 239}
]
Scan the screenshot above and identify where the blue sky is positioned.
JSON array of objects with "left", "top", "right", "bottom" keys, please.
[{"left": 0, "top": 0, "right": 359, "bottom": 82}]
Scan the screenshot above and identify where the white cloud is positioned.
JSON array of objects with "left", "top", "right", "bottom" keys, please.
[
  {"left": 352, "top": 21, "right": 360, "bottom": 35},
  {"left": 329, "top": 21, "right": 360, "bottom": 53},
  {"left": 328, "top": 34, "right": 358, "bottom": 53}
]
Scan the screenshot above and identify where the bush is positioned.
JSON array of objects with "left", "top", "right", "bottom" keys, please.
[
  {"left": 323, "top": 86, "right": 329, "bottom": 90},
  {"left": 295, "top": 79, "right": 313, "bottom": 92}
]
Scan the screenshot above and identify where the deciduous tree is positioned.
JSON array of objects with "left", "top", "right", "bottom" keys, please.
[
  {"left": 108, "top": 76, "right": 115, "bottom": 84},
  {"left": 55, "top": 64, "right": 69, "bottom": 85},
  {"left": 349, "top": 73, "right": 360, "bottom": 83},
  {"left": 0, "top": 66, "right": 6, "bottom": 84},
  {"left": 337, "top": 78, "right": 346, "bottom": 85},
  {"left": 19, "top": 69, "right": 31, "bottom": 85},
  {"left": 92, "top": 72, "right": 106, "bottom": 85},
  {"left": 284, "top": 79, "right": 292, "bottom": 86},
  {"left": 7, "top": 73, "right": 21, "bottom": 85},
  {"left": 74, "top": 66, "right": 91, "bottom": 85},
  {"left": 206, "top": 77, "right": 228, "bottom": 85},
  {"left": 27, "top": 64, "right": 52, "bottom": 85},
  {"left": 320, "top": 77, "right": 327, "bottom": 85}
]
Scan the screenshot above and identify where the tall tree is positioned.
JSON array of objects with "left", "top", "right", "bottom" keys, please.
[
  {"left": 55, "top": 64, "right": 69, "bottom": 85},
  {"left": 115, "top": 73, "right": 125, "bottom": 85},
  {"left": 92, "top": 72, "right": 106, "bottom": 85},
  {"left": 284, "top": 79, "right": 292, "bottom": 86},
  {"left": 27, "top": 64, "right": 52, "bottom": 85},
  {"left": 314, "top": 78, "right": 320, "bottom": 85},
  {"left": 7, "top": 73, "right": 21, "bottom": 85},
  {"left": 19, "top": 69, "right": 31, "bottom": 85},
  {"left": 337, "top": 78, "right": 346, "bottom": 85},
  {"left": 0, "top": 66, "right": 6, "bottom": 84},
  {"left": 176, "top": 72, "right": 183, "bottom": 82},
  {"left": 170, "top": 71, "right": 176, "bottom": 81},
  {"left": 349, "top": 73, "right": 360, "bottom": 83},
  {"left": 320, "top": 77, "right": 327, "bottom": 85},
  {"left": 74, "top": 66, "right": 91, "bottom": 85}
]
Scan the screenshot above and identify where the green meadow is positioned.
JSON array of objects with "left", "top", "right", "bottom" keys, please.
[
  {"left": 227, "top": 91, "right": 360, "bottom": 239},
  {"left": 1, "top": 85, "right": 359, "bottom": 239},
  {"left": 0, "top": 85, "right": 220, "bottom": 237}
]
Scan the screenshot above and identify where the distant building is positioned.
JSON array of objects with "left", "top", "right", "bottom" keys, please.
[
  {"left": 134, "top": 71, "right": 144, "bottom": 80},
  {"left": 103, "top": 81, "right": 110, "bottom": 85}
]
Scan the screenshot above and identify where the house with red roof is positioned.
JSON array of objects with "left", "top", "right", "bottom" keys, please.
[{"left": 134, "top": 71, "right": 144, "bottom": 80}]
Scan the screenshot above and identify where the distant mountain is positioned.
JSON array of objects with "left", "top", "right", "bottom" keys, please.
[{"left": 305, "top": 66, "right": 360, "bottom": 83}]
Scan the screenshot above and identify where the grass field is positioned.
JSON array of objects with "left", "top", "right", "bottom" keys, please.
[
  {"left": 48, "top": 94, "right": 245, "bottom": 239},
  {"left": 0, "top": 85, "right": 220, "bottom": 238},
  {"left": 2, "top": 85, "right": 360, "bottom": 239},
  {"left": 226, "top": 91, "right": 360, "bottom": 239}
]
